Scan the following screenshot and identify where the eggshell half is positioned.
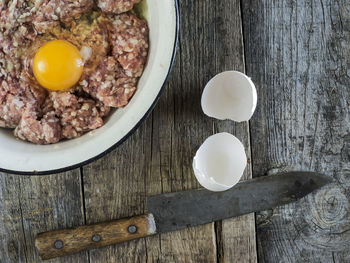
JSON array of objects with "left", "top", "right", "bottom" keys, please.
[
  {"left": 193, "top": 132, "right": 247, "bottom": 192},
  {"left": 201, "top": 71, "right": 257, "bottom": 122}
]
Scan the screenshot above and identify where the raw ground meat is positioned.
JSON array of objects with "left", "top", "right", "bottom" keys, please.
[
  {"left": 70, "top": 13, "right": 110, "bottom": 76},
  {"left": 49, "top": 92, "right": 109, "bottom": 139},
  {"left": 0, "top": 1, "right": 37, "bottom": 33},
  {"left": 97, "top": 0, "right": 140, "bottom": 14},
  {"left": 1, "top": 0, "right": 93, "bottom": 34},
  {"left": 0, "top": 73, "right": 46, "bottom": 128},
  {"left": 14, "top": 108, "right": 61, "bottom": 144},
  {"left": 14, "top": 91, "right": 110, "bottom": 144},
  {"left": 81, "top": 56, "right": 137, "bottom": 107},
  {"left": 109, "top": 13, "right": 149, "bottom": 77},
  {"left": 80, "top": 12, "right": 148, "bottom": 107},
  {"left": 0, "top": 24, "right": 37, "bottom": 75},
  {"left": 0, "top": 1, "right": 149, "bottom": 144},
  {"left": 0, "top": 92, "right": 26, "bottom": 128},
  {"left": 33, "top": 0, "right": 94, "bottom": 33}
]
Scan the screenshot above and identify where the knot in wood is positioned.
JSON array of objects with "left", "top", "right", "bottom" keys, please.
[
  {"left": 295, "top": 185, "right": 350, "bottom": 250},
  {"left": 312, "top": 187, "right": 348, "bottom": 227}
]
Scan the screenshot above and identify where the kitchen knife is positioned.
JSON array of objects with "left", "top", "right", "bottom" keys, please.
[{"left": 35, "top": 171, "right": 332, "bottom": 260}]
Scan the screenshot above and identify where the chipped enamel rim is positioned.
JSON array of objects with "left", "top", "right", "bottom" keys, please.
[{"left": 0, "top": 0, "right": 179, "bottom": 175}]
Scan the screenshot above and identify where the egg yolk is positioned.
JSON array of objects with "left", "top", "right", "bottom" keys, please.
[{"left": 33, "top": 40, "right": 84, "bottom": 91}]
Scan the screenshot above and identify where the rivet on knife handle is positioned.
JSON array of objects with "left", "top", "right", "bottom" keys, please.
[{"left": 35, "top": 214, "right": 156, "bottom": 260}]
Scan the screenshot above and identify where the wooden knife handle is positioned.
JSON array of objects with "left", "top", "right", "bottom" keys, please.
[{"left": 35, "top": 214, "right": 157, "bottom": 260}]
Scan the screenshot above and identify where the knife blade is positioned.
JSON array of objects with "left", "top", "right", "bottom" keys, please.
[
  {"left": 147, "top": 171, "right": 332, "bottom": 233},
  {"left": 35, "top": 171, "right": 332, "bottom": 260}
]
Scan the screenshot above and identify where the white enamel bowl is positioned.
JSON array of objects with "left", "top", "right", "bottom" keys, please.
[{"left": 0, "top": 0, "right": 179, "bottom": 174}]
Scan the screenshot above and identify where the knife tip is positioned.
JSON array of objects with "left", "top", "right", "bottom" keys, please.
[
  {"left": 291, "top": 171, "right": 333, "bottom": 192},
  {"left": 316, "top": 172, "right": 334, "bottom": 186}
]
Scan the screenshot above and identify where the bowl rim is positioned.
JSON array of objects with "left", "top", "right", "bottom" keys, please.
[{"left": 0, "top": 0, "right": 180, "bottom": 176}]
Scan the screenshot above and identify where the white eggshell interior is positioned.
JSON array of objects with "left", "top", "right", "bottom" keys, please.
[
  {"left": 201, "top": 71, "right": 257, "bottom": 122},
  {"left": 0, "top": 0, "right": 178, "bottom": 173},
  {"left": 192, "top": 132, "right": 247, "bottom": 192}
]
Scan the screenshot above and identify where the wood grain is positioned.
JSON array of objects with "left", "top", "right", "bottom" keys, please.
[
  {"left": 35, "top": 214, "right": 156, "bottom": 260},
  {"left": 2, "top": 0, "right": 348, "bottom": 262},
  {"left": 82, "top": 124, "right": 153, "bottom": 263},
  {"left": 242, "top": 0, "right": 350, "bottom": 262},
  {"left": 212, "top": 0, "right": 257, "bottom": 262},
  {"left": 0, "top": 174, "right": 27, "bottom": 263},
  {"left": 19, "top": 171, "right": 89, "bottom": 263},
  {"left": 0, "top": 171, "right": 88, "bottom": 263},
  {"left": 82, "top": 0, "right": 256, "bottom": 262}
]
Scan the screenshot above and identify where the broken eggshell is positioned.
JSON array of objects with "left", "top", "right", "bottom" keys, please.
[
  {"left": 201, "top": 71, "right": 257, "bottom": 122},
  {"left": 193, "top": 132, "right": 247, "bottom": 192}
]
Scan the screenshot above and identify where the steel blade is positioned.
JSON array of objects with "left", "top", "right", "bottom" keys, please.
[{"left": 147, "top": 171, "right": 332, "bottom": 233}]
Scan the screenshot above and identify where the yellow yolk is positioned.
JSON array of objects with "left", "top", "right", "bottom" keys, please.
[{"left": 33, "top": 40, "right": 84, "bottom": 91}]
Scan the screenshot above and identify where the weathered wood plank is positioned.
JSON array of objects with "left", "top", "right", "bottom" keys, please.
[
  {"left": 0, "top": 171, "right": 88, "bottom": 263},
  {"left": 144, "top": 0, "right": 222, "bottom": 261},
  {"left": 242, "top": 0, "right": 350, "bottom": 262},
  {"left": 212, "top": 0, "right": 257, "bottom": 262},
  {"left": 82, "top": 77, "right": 217, "bottom": 263},
  {"left": 144, "top": 30, "right": 217, "bottom": 263},
  {"left": 0, "top": 174, "right": 27, "bottom": 263},
  {"left": 146, "top": 0, "right": 256, "bottom": 261},
  {"left": 19, "top": 171, "right": 89, "bottom": 263},
  {"left": 82, "top": 125, "right": 152, "bottom": 263},
  {"left": 83, "top": 0, "right": 257, "bottom": 262}
]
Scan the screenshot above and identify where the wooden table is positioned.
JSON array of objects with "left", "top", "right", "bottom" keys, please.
[{"left": 1, "top": 1, "right": 349, "bottom": 262}]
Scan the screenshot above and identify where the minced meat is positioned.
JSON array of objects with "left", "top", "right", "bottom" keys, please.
[
  {"left": 0, "top": 1, "right": 148, "bottom": 144},
  {"left": 97, "top": 0, "right": 140, "bottom": 15}
]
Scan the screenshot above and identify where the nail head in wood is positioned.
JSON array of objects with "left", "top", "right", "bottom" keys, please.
[
  {"left": 92, "top": 234, "right": 101, "bottom": 242},
  {"left": 128, "top": 225, "right": 137, "bottom": 234},
  {"left": 54, "top": 240, "right": 63, "bottom": 249}
]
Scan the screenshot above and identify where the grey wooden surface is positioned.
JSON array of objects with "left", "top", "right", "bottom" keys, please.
[
  {"left": 243, "top": 0, "right": 350, "bottom": 262},
  {"left": 0, "top": 0, "right": 349, "bottom": 262}
]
